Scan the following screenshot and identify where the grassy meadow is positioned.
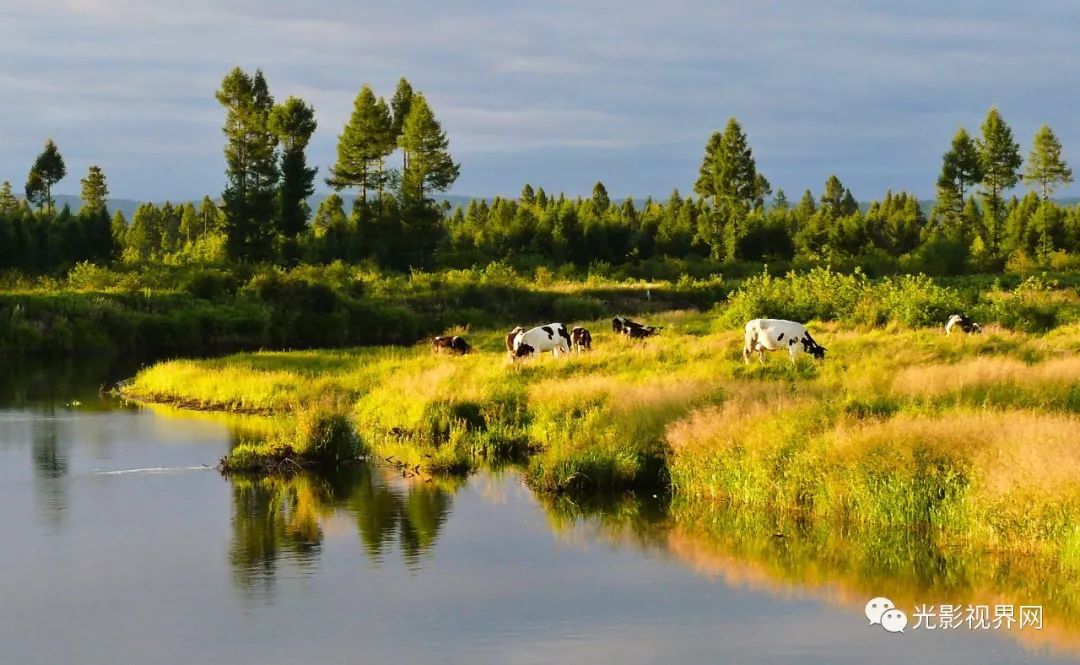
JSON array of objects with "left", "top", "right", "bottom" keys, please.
[{"left": 120, "top": 268, "right": 1080, "bottom": 557}]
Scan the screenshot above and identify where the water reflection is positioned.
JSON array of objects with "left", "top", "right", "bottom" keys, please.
[
  {"left": 30, "top": 412, "right": 68, "bottom": 527},
  {"left": 536, "top": 491, "right": 1080, "bottom": 657},
  {"left": 228, "top": 466, "right": 456, "bottom": 600}
]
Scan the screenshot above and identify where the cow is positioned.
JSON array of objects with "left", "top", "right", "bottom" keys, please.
[
  {"left": 743, "top": 318, "right": 826, "bottom": 365},
  {"left": 505, "top": 326, "right": 526, "bottom": 355},
  {"left": 612, "top": 316, "right": 635, "bottom": 333},
  {"left": 613, "top": 315, "right": 662, "bottom": 339},
  {"left": 570, "top": 326, "right": 592, "bottom": 352},
  {"left": 945, "top": 314, "right": 982, "bottom": 335},
  {"left": 431, "top": 335, "right": 471, "bottom": 355},
  {"left": 513, "top": 323, "right": 572, "bottom": 359},
  {"left": 624, "top": 324, "right": 662, "bottom": 339}
]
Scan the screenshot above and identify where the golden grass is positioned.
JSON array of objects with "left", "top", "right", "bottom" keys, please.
[
  {"left": 833, "top": 411, "right": 1080, "bottom": 501},
  {"left": 892, "top": 356, "right": 1080, "bottom": 399}
]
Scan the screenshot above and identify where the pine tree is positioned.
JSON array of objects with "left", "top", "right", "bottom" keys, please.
[
  {"left": 977, "top": 106, "right": 1022, "bottom": 224},
  {"left": 76, "top": 166, "right": 112, "bottom": 263},
  {"left": 773, "top": 189, "right": 789, "bottom": 210},
  {"left": 269, "top": 96, "right": 318, "bottom": 254},
  {"left": 215, "top": 67, "right": 279, "bottom": 262},
  {"left": 1024, "top": 124, "right": 1073, "bottom": 200},
  {"left": 25, "top": 139, "right": 66, "bottom": 212},
  {"left": 693, "top": 117, "right": 766, "bottom": 211},
  {"left": 693, "top": 118, "right": 768, "bottom": 259},
  {"left": 938, "top": 128, "right": 983, "bottom": 205},
  {"left": 327, "top": 85, "right": 393, "bottom": 203},
  {"left": 591, "top": 181, "right": 611, "bottom": 212},
  {"left": 0, "top": 181, "right": 18, "bottom": 214},
  {"left": 389, "top": 77, "right": 415, "bottom": 147},
  {"left": 79, "top": 165, "right": 109, "bottom": 214},
  {"left": 820, "top": 175, "right": 847, "bottom": 216},
  {"left": 399, "top": 94, "right": 459, "bottom": 203}
]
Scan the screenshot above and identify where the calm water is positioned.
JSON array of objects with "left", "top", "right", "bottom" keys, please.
[{"left": 1, "top": 365, "right": 1078, "bottom": 664}]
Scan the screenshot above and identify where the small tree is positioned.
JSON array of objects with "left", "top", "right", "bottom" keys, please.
[
  {"left": 79, "top": 165, "right": 109, "bottom": 214},
  {"left": 26, "top": 139, "right": 66, "bottom": 212},
  {"left": 1024, "top": 124, "right": 1073, "bottom": 200}
]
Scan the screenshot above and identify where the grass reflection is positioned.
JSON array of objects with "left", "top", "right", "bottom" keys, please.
[{"left": 538, "top": 489, "right": 1080, "bottom": 656}]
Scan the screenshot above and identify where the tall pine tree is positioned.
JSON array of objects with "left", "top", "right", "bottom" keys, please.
[
  {"left": 269, "top": 96, "right": 318, "bottom": 259},
  {"left": 327, "top": 85, "right": 393, "bottom": 203},
  {"left": 399, "top": 94, "right": 459, "bottom": 203},
  {"left": 215, "top": 68, "right": 279, "bottom": 262},
  {"left": 977, "top": 106, "right": 1022, "bottom": 229}
]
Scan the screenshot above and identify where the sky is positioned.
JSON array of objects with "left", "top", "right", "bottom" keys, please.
[{"left": 1, "top": 1, "right": 1078, "bottom": 202}]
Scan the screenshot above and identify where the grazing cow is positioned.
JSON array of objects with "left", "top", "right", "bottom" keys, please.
[
  {"left": 431, "top": 335, "right": 471, "bottom": 355},
  {"left": 513, "top": 323, "right": 572, "bottom": 359},
  {"left": 570, "top": 326, "right": 592, "bottom": 352},
  {"left": 613, "top": 315, "right": 661, "bottom": 338},
  {"left": 624, "top": 324, "right": 662, "bottom": 339},
  {"left": 505, "top": 326, "right": 526, "bottom": 355},
  {"left": 743, "top": 318, "right": 826, "bottom": 365},
  {"left": 945, "top": 314, "right": 982, "bottom": 335}
]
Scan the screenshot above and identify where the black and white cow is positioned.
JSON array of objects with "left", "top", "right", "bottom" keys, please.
[
  {"left": 945, "top": 314, "right": 982, "bottom": 335},
  {"left": 570, "top": 326, "right": 592, "bottom": 352},
  {"left": 612, "top": 315, "right": 661, "bottom": 339},
  {"left": 513, "top": 323, "right": 572, "bottom": 359},
  {"left": 743, "top": 318, "right": 826, "bottom": 365},
  {"left": 505, "top": 326, "right": 526, "bottom": 355},
  {"left": 432, "top": 335, "right": 471, "bottom": 355}
]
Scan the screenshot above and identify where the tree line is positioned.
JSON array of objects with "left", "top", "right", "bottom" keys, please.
[{"left": 1, "top": 91, "right": 1079, "bottom": 276}]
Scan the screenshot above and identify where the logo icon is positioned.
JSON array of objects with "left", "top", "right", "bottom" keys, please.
[{"left": 866, "top": 596, "right": 907, "bottom": 635}]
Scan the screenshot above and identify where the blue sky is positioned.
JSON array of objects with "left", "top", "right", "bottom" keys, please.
[{"left": 1, "top": 1, "right": 1078, "bottom": 201}]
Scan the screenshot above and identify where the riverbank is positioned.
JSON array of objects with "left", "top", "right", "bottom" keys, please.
[
  {"left": 0, "top": 262, "right": 726, "bottom": 358},
  {"left": 121, "top": 302, "right": 1080, "bottom": 557}
]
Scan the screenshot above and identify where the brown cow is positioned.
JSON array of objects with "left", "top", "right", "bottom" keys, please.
[
  {"left": 505, "top": 326, "right": 526, "bottom": 355},
  {"left": 571, "top": 326, "right": 592, "bottom": 352}
]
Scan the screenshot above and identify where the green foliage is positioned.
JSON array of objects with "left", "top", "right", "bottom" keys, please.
[
  {"left": 1025, "top": 124, "right": 1073, "bottom": 200},
  {"left": 269, "top": 97, "right": 319, "bottom": 255},
  {"left": 25, "top": 139, "right": 66, "bottom": 212},
  {"left": 326, "top": 85, "right": 394, "bottom": 200},
  {"left": 216, "top": 68, "right": 279, "bottom": 262},
  {"left": 977, "top": 106, "right": 1023, "bottom": 225},
  {"left": 399, "top": 94, "right": 459, "bottom": 202}
]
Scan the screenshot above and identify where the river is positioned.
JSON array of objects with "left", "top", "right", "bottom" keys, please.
[{"left": 0, "top": 362, "right": 1076, "bottom": 664}]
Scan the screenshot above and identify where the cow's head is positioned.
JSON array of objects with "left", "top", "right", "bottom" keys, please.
[
  {"left": 514, "top": 343, "right": 535, "bottom": 358},
  {"left": 810, "top": 345, "right": 827, "bottom": 361}
]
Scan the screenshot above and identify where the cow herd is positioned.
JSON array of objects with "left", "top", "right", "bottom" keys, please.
[{"left": 431, "top": 312, "right": 983, "bottom": 365}]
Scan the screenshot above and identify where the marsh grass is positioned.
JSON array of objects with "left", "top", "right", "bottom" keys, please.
[
  {"left": 127, "top": 306, "right": 1080, "bottom": 553},
  {"left": 221, "top": 400, "right": 365, "bottom": 472}
]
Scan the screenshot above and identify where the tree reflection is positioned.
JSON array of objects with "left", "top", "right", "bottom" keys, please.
[
  {"left": 228, "top": 465, "right": 454, "bottom": 601},
  {"left": 31, "top": 412, "right": 68, "bottom": 528}
]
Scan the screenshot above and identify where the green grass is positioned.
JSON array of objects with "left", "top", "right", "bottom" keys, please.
[
  {"left": 121, "top": 291, "right": 1080, "bottom": 555},
  {"left": 220, "top": 401, "right": 365, "bottom": 472}
]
